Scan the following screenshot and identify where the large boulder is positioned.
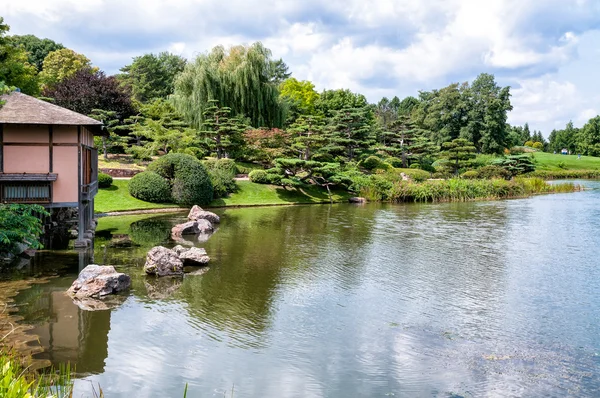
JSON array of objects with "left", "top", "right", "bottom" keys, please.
[
  {"left": 179, "top": 247, "right": 210, "bottom": 266},
  {"left": 144, "top": 246, "right": 184, "bottom": 276},
  {"left": 67, "top": 265, "right": 131, "bottom": 299},
  {"left": 188, "top": 206, "right": 220, "bottom": 224},
  {"left": 171, "top": 221, "right": 200, "bottom": 236},
  {"left": 195, "top": 219, "right": 214, "bottom": 234}
]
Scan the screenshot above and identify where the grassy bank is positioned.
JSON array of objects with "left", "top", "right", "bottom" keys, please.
[
  {"left": 210, "top": 180, "right": 352, "bottom": 207},
  {"left": 527, "top": 169, "right": 600, "bottom": 179},
  {"left": 95, "top": 180, "right": 179, "bottom": 213},
  {"left": 532, "top": 152, "right": 600, "bottom": 171},
  {"left": 361, "top": 177, "right": 582, "bottom": 203}
]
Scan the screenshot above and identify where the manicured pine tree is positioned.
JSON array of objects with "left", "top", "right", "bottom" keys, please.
[
  {"left": 201, "top": 100, "right": 247, "bottom": 159},
  {"left": 288, "top": 115, "right": 326, "bottom": 160},
  {"left": 324, "top": 107, "right": 374, "bottom": 162},
  {"left": 440, "top": 138, "right": 477, "bottom": 175}
]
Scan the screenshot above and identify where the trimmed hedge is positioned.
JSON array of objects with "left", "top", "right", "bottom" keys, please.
[
  {"left": 202, "top": 158, "right": 237, "bottom": 198},
  {"left": 249, "top": 169, "right": 268, "bottom": 184},
  {"left": 98, "top": 172, "right": 113, "bottom": 188},
  {"left": 147, "top": 153, "right": 213, "bottom": 205},
  {"left": 128, "top": 171, "right": 172, "bottom": 203}
]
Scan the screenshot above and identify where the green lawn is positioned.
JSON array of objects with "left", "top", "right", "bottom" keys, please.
[
  {"left": 532, "top": 152, "right": 600, "bottom": 171},
  {"left": 95, "top": 180, "right": 179, "bottom": 213},
  {"left": 210, "top": 180, "right": 352, "bottom": 207}
]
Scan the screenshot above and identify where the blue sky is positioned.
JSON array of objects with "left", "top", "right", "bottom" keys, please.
[{"left": 4, "top": 0, "right": 600, "bottom": 135}]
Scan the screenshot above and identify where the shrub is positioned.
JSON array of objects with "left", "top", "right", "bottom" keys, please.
[
  {"left": 249, "top": 169, "right": 269, "bottom": 184},
  {"left": 461, "top": 170, "right": 479, "bottom": 179},
  {"left": 98, "top": 172, "right": 113, "bottom": 188},
  {"left": 524, "top": 141, "right": 534, "bottom": 148},
  {"left": 182, "top": 146, "right": 206, "bottom": 159},
  {"left": 202, "top": 158, "right": 236, "bottom": 198},
  {"left": 409, "top": 163, "right": 420, "bottom": 169},
  {"left": 557, "top": 161, "right": 567, "bottom": 169},
  {"left": 361, "top": 156, "right": 389, "bottom": 171},
  {"left": 476, "top": 165, "right": 511, "bottom": 180},
  {"left": 532, "top": 142, "right": 544, "bottom": 150},
  {"left": 395, "top": 168, "right": 430, "bottom": 183},
  {"left": 147, "top": 153, "right": 214, "bottom": 205},
  {"left": 387, "top": 157, "right": 404, "bottom": 168},
  {"left": 128, "top": 171, "right": 172, "bottom": 203},
  {"left": 0, "top": 204, "right": 49, "bottom": 255}
]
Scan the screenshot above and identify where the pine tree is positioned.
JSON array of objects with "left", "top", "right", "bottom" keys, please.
[
  {"left": 440, "top": 138, "right": 476, "bottom": 175},
  {"left": 201, "top": 100, "right": 247, "bottom": 159},
  {"left": 324, "top": 107, "right": 374, "bottom": 162},
  {"left": 289, "top": 115, "right": 326, "bottom": 160}
]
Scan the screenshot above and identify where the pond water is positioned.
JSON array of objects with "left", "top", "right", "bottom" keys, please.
[{"left": 9, "top": 181, "right": 600, "bottom": 397}]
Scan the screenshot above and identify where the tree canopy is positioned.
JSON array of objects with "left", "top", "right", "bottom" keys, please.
[
  {"left": 0, "top": 17, "right": 39, "bottom": 95},
  {"left": 39, "top": 48, "right": 93, "bottom": 90},
  {"left": 9, "top": 34, "right": 64, "bottom": 71}
]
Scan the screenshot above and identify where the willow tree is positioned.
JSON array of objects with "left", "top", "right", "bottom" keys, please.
[{"left": 172, "top": 42, "right": 286, "bottom": 129}]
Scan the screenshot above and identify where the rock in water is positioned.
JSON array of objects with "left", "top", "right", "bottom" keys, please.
[
  {"left": 188, "top": 205, "right": 220, "bottom": 224},
  {"left": 196, "top": 219, "right": 214, "bottom": 234},
  {"left": 67, "top": 265, "right": 131, "bottom": 299},
  {"left": 179, "top": 247, "right": 210, "bottom": 266},
  {"left": 349, "top": 197, "right": 367, "bottom": 203},
  {"left": 144, "top": 246, "right": 184, "bottom": 276},
  {"left": 187, "top": 205, "right": 203, "bottom": 220},
  {"left": 172, "top": 245, "right": 189, "bottom": 256},
  {"left": 171, "top": 221, "right": 200, "bottom": 236}
]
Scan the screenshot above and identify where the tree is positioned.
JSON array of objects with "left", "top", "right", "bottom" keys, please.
[
  {"left": 0, "top": 204, "right": 49, "bottom": 255},
  {"left": 39, "top": 48, "right": 93, "bottom": 89},
  {"left": 172, "top": 42, "right": 285, "bottom": 128},
  {"left": 521, "top": 123, "right": 532, "bottom": 144},
  {"left": 119, "top": 52, "right": 186, "bottom": 102},
  {"left": 201, "top": 100, "right": 248, "bottom": 159},
  {"left": 279, "top": 78, "right": 319, "bottom": 118},
  {"left": 269, "top": 58, "right": 291, "bottom": 84},
  {"left": 315, "top": 89, "right": 369, "bottom": 117},
  {"left": 375, "top": 97, "right": 399, "bottom": 134},
  {"left": 439, "top": 138, "right": 476, "bottom": 175},
  {"left": 89, "top": 109, "right": 126, "bottom": 161},
  {"left": 0, "top": 18, "right": 39, "bottom": 95},
  {"left": 289, "top": 115, "right": 326, "bottom": 160},
  {"left": 9, "top": 34, "right": 64, "bottom": 71},
  {"left": 460, "top": 73, "right": 512, "bottom": 154},
  {"left": 43, "top": 68, "right": 135, "bottom": 118},
  {"left": 324, "top": 107, "right": 374, "bottom": 161},
  {"left": 397, "top": 96, "right": 419, "bottom": 116},
  {"left": 243, "top": 128, "right": 291, "bottom": 165},
  {"left": 577, "top": 116, "right": 600, "bottom": 156},
  {"left": 548, "top": 121, "right": 578, "bottom": 153}
]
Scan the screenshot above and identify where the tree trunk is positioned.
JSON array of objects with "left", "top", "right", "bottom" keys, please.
[{"left": 102, "top": 136, "right": 108, "bottom": 161}]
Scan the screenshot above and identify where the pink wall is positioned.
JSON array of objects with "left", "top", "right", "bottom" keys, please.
[
  {"left": 3, "top": 125, "right": 49, "bottom": 143},
  {"left": 53, "top": 125, "right": 78, "bottom": 143},
  {"left": 53, "top": 146, "right": 78, "bottom": 203},
  {"left": 3, "top": 146, "right": 49, "bottom": 173}
]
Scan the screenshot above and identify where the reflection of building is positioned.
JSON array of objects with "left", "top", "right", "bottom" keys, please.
[{"left": 28, "top": 283, "right": 111, "bottom": 375}]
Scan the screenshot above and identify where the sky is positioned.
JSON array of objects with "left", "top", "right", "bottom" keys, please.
[{"left": 3, "top": 0, "right": 600, "bottom": 135}]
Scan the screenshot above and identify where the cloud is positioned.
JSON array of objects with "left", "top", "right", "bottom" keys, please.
[{"left": 3, "top": 0, "right": 600, "bottom": 132}]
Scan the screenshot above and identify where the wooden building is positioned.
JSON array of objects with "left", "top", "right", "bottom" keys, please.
[{"left": 0, "top": 91, "right": 104, "bottom": 247}]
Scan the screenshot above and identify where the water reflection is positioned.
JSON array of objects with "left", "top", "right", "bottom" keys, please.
[{"left": 8, "top": 183, "right": 600, "bottom": 396}]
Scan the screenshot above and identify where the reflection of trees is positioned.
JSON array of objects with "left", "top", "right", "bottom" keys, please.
[
  {"left": 13, "top": 278, "right": 111, "bottom": 375},
  {"left": 129, "top": 218, "right": 173, "bottom": 246}
]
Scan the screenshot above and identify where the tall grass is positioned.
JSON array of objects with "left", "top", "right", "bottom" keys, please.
[
  {"left": 0, "top": 350, "right": 73, "bottom": 398},
  {"left": 360, "top": 178, "right": 582, "bottom": 203},
  {"left": 527, "top": 169, "right": 600, "bottom": 180}
]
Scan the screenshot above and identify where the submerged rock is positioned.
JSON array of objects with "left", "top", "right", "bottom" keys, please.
[
  {"left": 144, "top": 246, "right": 184, "bottom": 276},
  {"left": 71, "top": 295, "right": 128, "bottom": 311},
  {"left": 144, "top": 277, "right": 182, "bottom": 299},
  {"left": 67, "top": 265, "right": 131, "bottom": 299},
  {"left": 179, "top": 247, "right": 210, "bottom": 266}
]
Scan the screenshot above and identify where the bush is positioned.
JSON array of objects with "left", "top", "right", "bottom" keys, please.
[
  {"left": 0, "top": 204, "right": 49, "bottom": 255},
  {"left": 182, "top": 146, "right": 206, "bottom": 159},
  {"left": 202, "top": 158, "right": 237, "bottom": 198},
  {"left": 461, "top": 170, "right": 479, "bottom": 179},
  {"left": 128, "top": 171, "right": 172, "bottom": 203},
  {"left": 361, "top": 156, "right": 390, "bottom": 171},
  {"left": 476, "top": 165, "right": 511, "bottom": 180},
  {"left": 249, "top": 169, "right": 269, "bottom": 184},
  {"left": 98, "top": 172, "right": 113, "bottom": 188},
  {"left": 557, "top": 161, "right": 567, "bottom": 169},
  {"left": 387, "top": 157, "right": 404, "bottom": 168},
  {"left": 532, "top": 142, "right": 544, "bottom": 150},
  {"left": 395, "top": 168, "right": 430, "bottom": 183},
  {"left": 524, "top": 141, "right": 534, "bottom": 148},
  {"left": 147, "top": 153, "right": 214, "bottom": 205}
]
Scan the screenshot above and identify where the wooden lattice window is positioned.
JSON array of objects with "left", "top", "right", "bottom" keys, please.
[{"left": 1, "top": 182, "right": 51, "bottom": 203}]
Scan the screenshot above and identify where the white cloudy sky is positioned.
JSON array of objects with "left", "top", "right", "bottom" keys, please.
[{"left": 4, "top": 0, "right": 600, "bottom": 135}]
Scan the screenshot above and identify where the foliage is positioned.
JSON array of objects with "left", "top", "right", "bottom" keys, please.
[
  {"left": 527, "top": 169, "right": 600, "bottom": 180},
  {"left": 128, "top": 171, "right": 172, "bottom": 203},
  {"left": 475, "top": 165, "right": 511, "bottom": 180},
  {"left": 461, "top": 170, "right": 479, "bottom": 179},
  {"left": 548, "top": 121, "right": 578, "bottom": 154},
  {"left": 202, "top": 158, "right": 237, "bottom": 198},
  {"left": 39, "top": 48, "right": 92, "bottom": 89},
  {"left": 0, "top": 204, "right": 49, "bottom": 255},
  {"left": 532, "top": 141, "right": 544, "bottom": 150},
  {"left": 243, "top": 128, "right": 291, "bottom": 165},
  {"left": 201, "top": 100, "right": 247, "bottom": 159},
  {"left": 89, "top": 109, "right": 128, "bottom": 160},
  {"left": 557, "top": 161, "right": 566, "bottom": 169},
  {"left": 577, "top": 116, "right": 600, "bottom": 156},
  {"left": 493, "top": 154, "right": 536, "bottom": 176},
  {"left": 147, "top": 153, "right": 214, "bottom": 205},
  {"left": 280, "top": 78, "right": 319, "bottom": 118},
  {"left": 119, "top": 52, "right": 186, "bottom": 102},
  {"left": 439, "top": 138, "right": 477, "bottom": 174},
  {"left": 249, "top": 169, "right": 269, "bottom": 184},
  {"left": 324, "top": 106, "right": 374, "bottom": 161},
  {"left": 172, "top": 42, "right": 285, "bottom": 128},
  {"left": 43, "top": 68, "right": 135, "bottom": 118},
  {"left": 288, "top": 115, "right": 326, "bottom": 160},
  {"left": 98, "top": 172, "right": 113, "bottom": 188},
  {"left": 9, "top": 34, "right": 64, "bottom": 71},
  {"left": 361, "top": 156, "right": 390, "bottom": 171},
  {"left": 315, "top": 89, "right": 369, "bottom": 117},
  {"left": 0, "top": 18, "right": 39, "bottom": 95}
]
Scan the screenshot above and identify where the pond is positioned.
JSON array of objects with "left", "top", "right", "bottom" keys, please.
[{"left": 9, "top": 181, "right": 600, "bottom": 397}]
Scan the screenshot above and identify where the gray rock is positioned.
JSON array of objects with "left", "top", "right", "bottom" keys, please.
[
  {"left": 349, "top": 197, "right": 367, "bottom": 203},
  {"left": 67, "top": 265, "right": 131, "bottom": 299},
  {"left": 71, "top": 295, "right": 127, "bottom": 311},
  {"left": 144, "top": 246, "right": 184, "bottom": 276},
  {"left": 172, "top": 245, "right": 189, "bottom": 256},
  {"left": 171, "top": 221, "right": 200, "bottom": 236},
  {"left": 195, "top": 219, "right": 214, "bottom": 234},
  {"left": 179, "top": 247, "right": 210, "bottom": 266},
  {"left": 187, "top": 205, "right": 204, "bottom": 221}
]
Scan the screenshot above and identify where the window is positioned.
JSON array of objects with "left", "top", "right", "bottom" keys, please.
[{"left": 1, "top": 183, "right": 51, "bottom": 203}]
